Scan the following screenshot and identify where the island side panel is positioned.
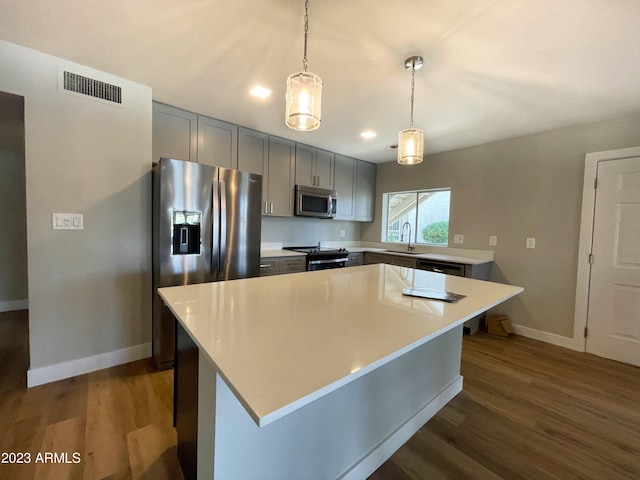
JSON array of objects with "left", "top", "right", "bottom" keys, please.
[
  {"left": 209, "top": 325, "right": 463, "bottom": 480},
  {"left": 175, "top": 320, "right": 199, "bottom": 480}
]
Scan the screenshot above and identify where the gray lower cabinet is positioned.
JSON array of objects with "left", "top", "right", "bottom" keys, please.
[
  {"left": 346, "top": 252, "right": 363, "bottom": 267},
  {"left": 260, "top": 256, "right": 305, "bottom": 276}
]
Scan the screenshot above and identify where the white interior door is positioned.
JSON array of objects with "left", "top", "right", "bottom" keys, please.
[{"left": 586, "top": 156, "right": 640, "bottom": 366}]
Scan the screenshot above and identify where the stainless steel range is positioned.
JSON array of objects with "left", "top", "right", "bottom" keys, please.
[{"left": 284, "top": 245, "right": 350, "bottom": 271}]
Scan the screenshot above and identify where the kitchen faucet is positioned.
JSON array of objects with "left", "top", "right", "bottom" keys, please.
[{"left": 400, "top": 222, "right": 414, "bottom": 252}]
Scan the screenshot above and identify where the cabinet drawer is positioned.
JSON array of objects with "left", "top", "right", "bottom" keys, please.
[
  {"left": 280, "top": 257, "right": 305, "bottom": 273},
  {"left": 259, "top": 259, "right": 280, "bottom": 276},
  {"left": 346, "top": 253, "right": 364, "bottom": 267},
  {"left": 364, "top": 253, "right": 388, "bottom": 265},
  {"left": 390, "top": 256, "right": 416, "bottom": 268},
  {"left": 416, "top": 260, "right": 465, "bottom": 276}
]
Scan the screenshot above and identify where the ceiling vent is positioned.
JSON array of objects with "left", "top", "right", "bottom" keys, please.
[{"left": 63, "top": 71, "right": 122, "bottom": 104}]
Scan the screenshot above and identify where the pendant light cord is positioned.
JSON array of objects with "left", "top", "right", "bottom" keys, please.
[
  {"left": 409, "top": 61, "right": 415, "bottom": 128},
  {"left": 303, "top": 0, "right": 309, "bottom": 72}
]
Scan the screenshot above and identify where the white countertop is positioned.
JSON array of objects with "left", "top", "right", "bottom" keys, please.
[
  {"left": 159, "top": 264, "right": 522, "bottom": 427},
  {"left": 260, "top": 242, "right": 493, "bottom": 265},
  {"left": 260, "top": 249, "right": 305, "bottom": 258}
]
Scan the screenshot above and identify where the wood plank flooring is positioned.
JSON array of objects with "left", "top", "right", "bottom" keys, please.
[{"left": 0, "top": 332, "right": 638, "bottom": 479}]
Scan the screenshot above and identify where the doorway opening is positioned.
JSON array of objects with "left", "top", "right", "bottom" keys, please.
[{"left": 0, "top": 90, "right": 29, "bottom": 393}]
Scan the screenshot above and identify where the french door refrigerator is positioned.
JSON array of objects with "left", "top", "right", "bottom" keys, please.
[{"left": 152, "top": 158, "right": 262, "bottom": 369}]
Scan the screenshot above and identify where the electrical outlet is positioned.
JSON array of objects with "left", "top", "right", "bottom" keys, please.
[
  {"left": 489, "top": 235, "right": 497, "bottom": 246},
  {"left": 526, "top": 237, "right": 536, "bottom": 249},
  {"left": 339, "top": 229, "right": 346, "bottom": 238},
  {"left": 453, "top": 234, "right": 464, "bottom": 244}
]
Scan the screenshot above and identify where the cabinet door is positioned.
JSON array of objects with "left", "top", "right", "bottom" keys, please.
[
  {"left": 268, "top": 137, "right": 296, "bottom": 217},
  {"left": 295, "top": 144, "right": 316, "bottom": 187},
  {"left": 355, "top": 160, "right": 376, "bottom": 222},
  {"left": 152, "top": 102, "right": 197, "bottom": 163},
  {"left": 197, "top": 116, "right": 238, "bottom": 169},
  {"left": 334, "top": 154, "right": 356, "bottom": 220},
  {"left": 238, "top": 128, "right": 269, "bottom": 212},
  {"left": 315, "top": 149, "right": 335, "bottom": 190}
]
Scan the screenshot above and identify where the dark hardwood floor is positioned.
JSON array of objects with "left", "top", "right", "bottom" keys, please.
[
  {"left": 0, "top": 332, "right": 638, "bottom": 479},
  {"left": 0, "top": 309, "right": 29, "bottom": 393}
]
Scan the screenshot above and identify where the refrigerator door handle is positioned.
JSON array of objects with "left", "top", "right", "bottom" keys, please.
[
  {"left": 212, "top": 177, "right": 220, "bottom": 280},
  {"left": 219, "top": 180, "right": 227, "bottom": 278}
]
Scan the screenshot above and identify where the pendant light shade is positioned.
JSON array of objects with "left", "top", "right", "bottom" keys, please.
[
  {"left": 286, "top": 0, "right": 322, "bottom": 132},
  {"left": 285, "top": 71, "right": 322, "bottom": 131},
  {"left": 397, "top": 128, "right": 424, "bottom": 165},
  {"left": 398, "top": 56, "right": 424, "bottom": 165}
]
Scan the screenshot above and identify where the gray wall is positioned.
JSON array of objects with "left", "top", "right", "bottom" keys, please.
[
  {"left": 262, "top": 217, "right": 361, "bottom": 246},
  {"left": 363, "top": 112, "right": 640, "bottom": 338},
  {"left": 0, "top": 145, "right": 27, "bottom": 305},
  {"left": 0, "top": 40, "right": 152, "bottom": 373}
]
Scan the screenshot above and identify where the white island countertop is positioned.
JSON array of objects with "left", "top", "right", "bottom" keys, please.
[{"left": 159, "top": 264, "right": 522, "bottom": 427}]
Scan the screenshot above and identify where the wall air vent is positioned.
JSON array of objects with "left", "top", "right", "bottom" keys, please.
[{"left": 63, "top": 71, "right": 122, "bottom": 104}]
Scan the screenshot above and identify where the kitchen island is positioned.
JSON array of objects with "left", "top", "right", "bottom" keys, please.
[{"left": 159, "top": 264, "right": 523, "bottom": 480}]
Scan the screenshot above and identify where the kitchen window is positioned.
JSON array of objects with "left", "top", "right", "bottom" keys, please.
[{"left": 382, "top": 188, "right": 451, "bottom": 246}]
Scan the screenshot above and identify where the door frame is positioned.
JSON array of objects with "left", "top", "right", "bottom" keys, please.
[{"left": 574, "top": 145, "right": 640, "bottom": 350}]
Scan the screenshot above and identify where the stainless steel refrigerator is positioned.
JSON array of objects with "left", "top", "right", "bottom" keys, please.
[{"left": 152, "top": 158, "right": 262, "bottom": 369}]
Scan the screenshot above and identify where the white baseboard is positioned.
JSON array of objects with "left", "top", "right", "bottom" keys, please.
[
  {"left": 511, "top": 324, "right": 584, "bottom": 352},
  {"left": 342, "top": 375, "right": 464, "bottom": 480},
  {"left": 27, "top": 342, "right": 152, "bottom": 388},
  {"left": 0, "top": 299, "right": 28, "bottom": 312}
]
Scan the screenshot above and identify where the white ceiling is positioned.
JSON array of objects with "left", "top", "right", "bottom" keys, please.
[{"left": 1, "top": 0, "right": 640, "bottom": 163}]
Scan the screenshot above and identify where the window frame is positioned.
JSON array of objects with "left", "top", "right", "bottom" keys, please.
[{"left": 381, "top": 188, "right": 451, "bottom": 246}]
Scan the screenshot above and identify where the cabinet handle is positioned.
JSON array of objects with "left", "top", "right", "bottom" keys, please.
[
  {"left": 317, "top": 175, "right": 320, "bottom": 186},
  {"left": 260, "top": 264, "right": 271, "bottom": 268},
  {"left": 263, "top": 201, "right": 268, "bottom": 214},
  {"left": 270, "top": 202, "right": 274, "bottom": 214},
  {"left": 433, "top": 267, "right": 445, "bottom": 273}
]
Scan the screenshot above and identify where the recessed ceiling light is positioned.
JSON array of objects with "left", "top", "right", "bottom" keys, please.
[
  {"left": 250, "top": 86, "right": 272, "bottom": 99},
  {"left": 360, "top": 130, "right": 377, "bottom": 139}
]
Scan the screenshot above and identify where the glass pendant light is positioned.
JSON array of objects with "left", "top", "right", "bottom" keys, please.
[
  {"left": 286, "top": 0, "right": 322, "bottom": 131},
  {"left": 398, "top": 56, "right": 424, "bottom": 165}
]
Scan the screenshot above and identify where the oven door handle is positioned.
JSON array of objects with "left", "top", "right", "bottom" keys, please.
[{"left": 307, "top": 258, "right": 348, "bottom": 265}]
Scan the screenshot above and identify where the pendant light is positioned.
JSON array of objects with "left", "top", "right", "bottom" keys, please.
[
  {"left": 285, "top": 0, "right": 322, "bottom": 131},
  {"left": 397, "top": 56, "right": 424, "bottom": 165}
]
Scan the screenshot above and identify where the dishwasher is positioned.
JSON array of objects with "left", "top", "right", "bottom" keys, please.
[{"left": 416, "top": 259, "right": 483, "bottom": 334}]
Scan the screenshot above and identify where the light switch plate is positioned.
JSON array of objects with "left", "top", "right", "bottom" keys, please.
[
  {"left": 489, "top": 235, "right": 498, "bottom": 246},
  {"left": 526, "top": 237, "right": 536, "bottom": 249},
  {"left": 453, "top": 234, "right": 464, "bottom": 244},
  {"left": 52, "top": 213, "right": 83, "bottom": 230}
]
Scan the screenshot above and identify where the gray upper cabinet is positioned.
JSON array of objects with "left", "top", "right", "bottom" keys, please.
[
  {"left": 152, "top": 102, "right": 372, "bottom": 221},
  {"left": 295, "top": 144, "right": 335, "bottom": 190},
  {"left": 152, "top": 102, "right": 197, "bottom": 163},
  {"left": 237, "top": 128, "right": 269, "bottom": 209},
  {"left": 334, "top": 154, "right": 357, "bottom": 220},
  {"left": 238, "top": 128, "right": 295, "bottom": 217},
  {"left": 267, "top": 137, "right": 296, "bottom": 217},
  {"left": 355, "top": 160, "right": 376, "bottom": 222},
  {"left": 197, "top": 116, "right": 238, "bottom": 169}
]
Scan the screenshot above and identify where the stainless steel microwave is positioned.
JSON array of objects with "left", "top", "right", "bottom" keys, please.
[{"left": 295, "top": 185, "right": 337, "bottom": 219}]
